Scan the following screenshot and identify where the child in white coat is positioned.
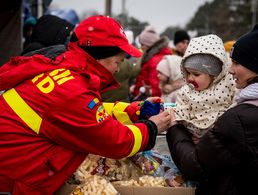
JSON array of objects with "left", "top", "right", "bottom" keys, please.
[
  {"left": 171, "top": 34, "right": 237, "bottom": 143},
  {"left": 156, "top": 55, "right": 185, "bottom": 103}
]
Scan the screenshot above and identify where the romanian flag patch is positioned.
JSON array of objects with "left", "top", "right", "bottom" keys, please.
[{"left": 87, "top": 98, "right": 99, "bottom": 109}]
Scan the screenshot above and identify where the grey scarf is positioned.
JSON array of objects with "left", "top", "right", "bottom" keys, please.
[{"left": 235, "top": 83, "right": 258, "bottom": 103}]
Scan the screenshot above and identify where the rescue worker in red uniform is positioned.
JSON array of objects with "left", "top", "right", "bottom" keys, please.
[{"left": 0, "top": 15, "right": 171, "bottom": 194}]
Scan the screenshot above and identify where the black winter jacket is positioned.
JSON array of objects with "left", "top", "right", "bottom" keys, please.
[{"left": 166, "top": 103, "right": 258, "bottom": 195}]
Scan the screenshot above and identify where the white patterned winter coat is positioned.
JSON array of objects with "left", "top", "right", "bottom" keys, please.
[{"left": 175, "top": 34, "right": 237, "bottom": 139}]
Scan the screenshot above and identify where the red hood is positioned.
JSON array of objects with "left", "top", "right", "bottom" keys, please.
[{"left": 0, "top": 43, "right": 119, "bottom": 92}]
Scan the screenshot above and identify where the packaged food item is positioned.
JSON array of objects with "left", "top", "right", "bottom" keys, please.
[
  {"left": 75, "top": 154, "right": 142, "bottom": 182},
  {"left": 113, "top": 175, "right": 167, "bottom": 187},
  {"left": 163, "top": 102, "right": 176, "bottom": 110},
  {"left": 130, "top": 150, "right": 175, "bottom": 177},
  {"left": 71, "top": 174, "right": 118, "bottom": 195},
  {"left": 71, "top": 154, "right": 143, "bottom": 195}
]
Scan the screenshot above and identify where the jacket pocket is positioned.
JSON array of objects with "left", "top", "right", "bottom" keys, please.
[
  {"left": 46, "top": 146, "right": 75, "bottom": 173},
  {"left": 13, "top": 181, "right": 43, "bottom": 195}
]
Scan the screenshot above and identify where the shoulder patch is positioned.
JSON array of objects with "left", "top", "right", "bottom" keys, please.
[
  {"left": 96, "top": 105, "right": 109, "bottom": 122},
  {"left": 88, "top": 98, "right": 99, "bottom": 110}
]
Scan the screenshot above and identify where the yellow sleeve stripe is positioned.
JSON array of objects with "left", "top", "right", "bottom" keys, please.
[
  {"left": 3, "top": 88, "right": 42, "bottom": 134},
  {"left": 102, "top": 102, "right": 115, "bottom": 116},
  {"left": 126, "top": 125, "right": 142, "bottom": 157},
  {"left": 113, "top": 102, "right": 132, "bottom": 125}
]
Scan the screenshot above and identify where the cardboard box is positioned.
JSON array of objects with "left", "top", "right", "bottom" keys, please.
[
  {"left": 55, "top": 183, "right": 76, "bottom": 195},
  {"left": 56, "top": 183, "right": 195, "bottom": 195},
  {"left": 115, "top": 186, "right": 195, "bottom": 195}
]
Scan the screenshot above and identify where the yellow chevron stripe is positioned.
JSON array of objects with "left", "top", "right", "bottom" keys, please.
[
  {"left": 102, "top": 103, "right": 115, "bottom": 116},
  {"left": 113, "top": 102, "right": 132, "bottom": 125},
  {"left": 3, "top": 88, "right": 42, "bottom": 134},
  {"left": 126, "top": 125, "right": 142, "bottom": 157}
]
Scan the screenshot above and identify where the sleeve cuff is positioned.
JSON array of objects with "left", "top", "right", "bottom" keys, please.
[{"left": 138, "top": 119, "right": 157, "bottom": 151}]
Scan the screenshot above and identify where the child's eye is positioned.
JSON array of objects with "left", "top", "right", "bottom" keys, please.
[
  {"left": 187, "top": 71, "right": 200, "bottom": 77},
  {"left": 193, "top": 73, "right": 200, "bottom": 76}
]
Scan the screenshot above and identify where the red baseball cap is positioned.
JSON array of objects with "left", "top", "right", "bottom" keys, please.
[{"left": 74, "top": 15, "right": 142, "bottom": 57}]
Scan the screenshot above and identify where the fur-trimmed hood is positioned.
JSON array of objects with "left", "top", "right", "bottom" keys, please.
[{"left": 141, "top": 36, "right": 170, "bottom": 64}]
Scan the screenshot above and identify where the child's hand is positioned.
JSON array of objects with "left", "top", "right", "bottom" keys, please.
[
  {"left": 169, "top": 109, "right": 178, "bottom": 127},
  {"left": 163, "top": 84, "right": 174, "bottom": 94}
]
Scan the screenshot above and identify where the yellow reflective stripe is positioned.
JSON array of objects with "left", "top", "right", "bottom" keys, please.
[
  {"left": 126, "top": 125, "right": 142, "bottom": 157},
  {"left": 102, "top": 103, "right": 115, "bottom": 116},
  {"left": 113, "top": 102, "right": 132, "bottom": 125},
  {"left": 3, "top": 88, "right": 42, "bottom": 134}
]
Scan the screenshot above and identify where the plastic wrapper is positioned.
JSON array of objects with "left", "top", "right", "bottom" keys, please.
[
  {"left": 74, "top": 154, "right": 142, "bottom": 183},
  {"left": 130, "top": 150, "right": 172, "bottom": 176},
  {"left": 112, "top": 175, "right": 168, "bottom": 187},
  {"left": 70, "top": 154, "right": 143, "bottom": 195},
  {"left": 130, "top": 149, "right": 196, "bottom": 187},
  {"left": 70, "top": 174, "right": 118, "bottom": 195}
]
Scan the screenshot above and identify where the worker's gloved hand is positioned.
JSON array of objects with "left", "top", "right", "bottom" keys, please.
[{"left": 139, "top": 98, "right": 163, "bottom": 119}]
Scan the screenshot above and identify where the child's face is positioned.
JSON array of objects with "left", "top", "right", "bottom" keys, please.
[
  {"left": 185, "top": 68, "right": 213, "bottom": 91},
  {"left": 157, "top": 71, "right": 169, "bottom": 83}
]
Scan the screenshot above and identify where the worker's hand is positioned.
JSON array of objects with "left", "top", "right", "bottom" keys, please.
[
  {"left": 139, "top": 97, "right": 164, "bottom": 119},
  {"left": 145, "top": 97, "right": 163, "bottom": 105},
  {"left": 149, "top": 110, "right": 171, "bottom": 134}
]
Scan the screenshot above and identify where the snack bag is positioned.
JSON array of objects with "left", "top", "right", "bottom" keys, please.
[
  {"left": 71, "top": 175, "right": 118, "bottom": 195},
  {"left": 75, "top": 154, "right": 142, "bottom": 183},
  {"left": 130, "top": 150, "right": 174, "bottom": 177},
  {"left": 163, "top": 102, "right": 176, "bottom": 110}
]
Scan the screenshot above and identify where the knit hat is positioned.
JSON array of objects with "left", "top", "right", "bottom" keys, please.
[
  {"left": 174, "top": 30, "right": 190, "bottom": 45},
  {"left": 231, "top": 24, "right": 258, "bottom": 73},
  {"left": 138, "top": 25, "right": 160, "bottom": 47},
  {"left": 183, "top": 54, "right": 223, "bottom": 76},
  {"left": 32, "top": 15, "right": 74, "bottom": 46},
  {"left": 24, "top": 16, "right": 37, "bottom": 26},
  {"left": 157, "top": 59, "right": 170, "bottom": 77},
  {"left": 74, "top": 15, "right": 141, "bottom": 57},
  {"left": 22, "top": 15, "right": 74, "bottom": 55}
]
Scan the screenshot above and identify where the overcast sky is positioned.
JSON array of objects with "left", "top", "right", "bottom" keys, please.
[{"left": 50, "top": 0, "right": 210, "bottom": 33}]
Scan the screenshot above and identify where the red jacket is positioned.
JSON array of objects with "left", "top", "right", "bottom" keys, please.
[
  {"left": 0, "top": 44, "right": 152, "bottom": 194},
  {"left": 134, "top": 40, "right": 172, "bottom": 97}
]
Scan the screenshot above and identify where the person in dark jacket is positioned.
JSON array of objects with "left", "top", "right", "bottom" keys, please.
[
  {"left": 166, "top": 25, "right": 258, "bottom": 195},
  {"left": 21, "top": 14, "right": 74, "bottom": 55},
  {"left": 172, "top": 30, "right": 190, "bottom": 57}
]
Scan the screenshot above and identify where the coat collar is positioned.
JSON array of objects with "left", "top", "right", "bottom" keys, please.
[{"left": 65, "top": 43, "right": 120, "bottom": 92}]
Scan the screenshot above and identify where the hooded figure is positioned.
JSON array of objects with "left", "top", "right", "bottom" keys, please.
[
  {"left": 156, "top": 55, "right": 184, "bottom": 103},
  {"left": 22, "top": 14, "right": 74, "bottom": 55},
  {"left": 174, "top": 34, "right": 237, "bottom": 139}
]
